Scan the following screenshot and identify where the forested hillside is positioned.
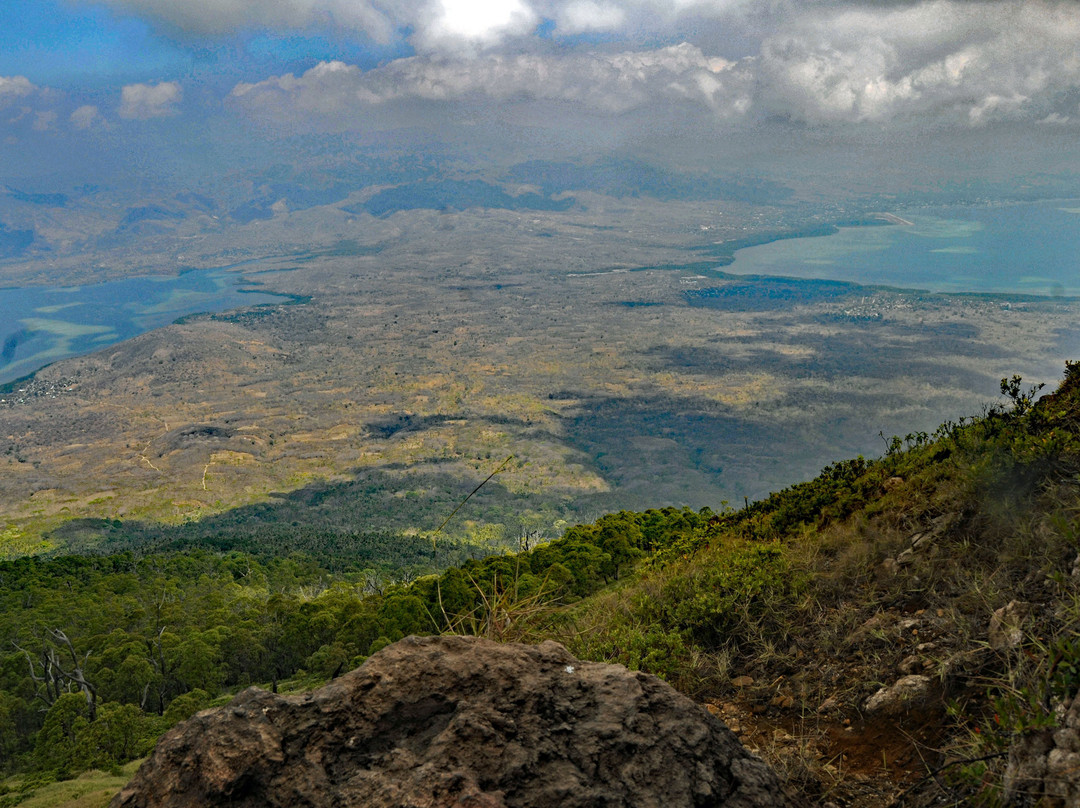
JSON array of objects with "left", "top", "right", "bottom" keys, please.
[{"left": 3, "top": 362, "right": 1080, "bottom": 806}]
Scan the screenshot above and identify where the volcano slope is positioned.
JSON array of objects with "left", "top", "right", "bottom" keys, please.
[
  {"left": 4, "top": 363, "right": 1080, "bottom": 807},
  {"left": 546, "top": 363, "right": 1080, "bottom": 806}
]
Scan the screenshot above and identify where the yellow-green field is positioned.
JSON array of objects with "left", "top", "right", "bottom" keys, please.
[{"left": 1, "top": 761, "right": 140, "bottom": 808}]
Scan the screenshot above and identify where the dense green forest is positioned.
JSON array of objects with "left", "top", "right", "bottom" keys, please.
[
  {"left": 0, "top": 506, "right": 714, "bottom": 785},
  {"left": 3, "top": 363, "right": 1080, "bottom": 805}
]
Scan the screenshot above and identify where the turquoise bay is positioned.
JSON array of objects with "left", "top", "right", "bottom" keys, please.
[
  {"left": 0, "top": 268, "right": 285, "bottom": 385},
  {"left": 728, "top": 200, "right": 1080, "bottom": 297}
]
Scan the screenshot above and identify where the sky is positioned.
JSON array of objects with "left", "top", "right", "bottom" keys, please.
[{"left": 2, "top": 0, "right": 1080, "bottom": 194}]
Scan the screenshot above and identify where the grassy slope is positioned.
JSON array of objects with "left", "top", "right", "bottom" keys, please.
[
  {"left": 0, "top": 762, "right": 142, "bottom": 808},
  {"left": 543, "top": 364, "right": 1080, "bottom": 805}
]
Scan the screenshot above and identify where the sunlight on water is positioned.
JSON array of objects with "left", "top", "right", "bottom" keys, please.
[
  {"left": 930, "top": 246, "right": 979, "bottom": 254},
  {"left": 906, "top": 218, "right": 984, "bottom": 239},
  {"left": 19, "top": 318, "right": 116, "bottom": 338},
  {"left": 33, "top": 302, "right": 82, "bottom": 315}
]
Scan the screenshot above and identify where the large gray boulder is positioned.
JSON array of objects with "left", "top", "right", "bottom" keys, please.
[{"left": 112, "top": 635, "right": 801, "bottom": 808}]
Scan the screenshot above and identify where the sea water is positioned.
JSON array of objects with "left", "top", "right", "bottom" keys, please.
[
  {"left": 728, "top": 199, "right": 1080, "bottom": 297},
  {"left": 0, "top": 268, "right": 285, "bottom": 385}
]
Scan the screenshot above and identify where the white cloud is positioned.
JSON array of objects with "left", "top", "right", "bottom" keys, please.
[
  {"left": 230, "top": 61, "right": 363, "bottom": 121},
  {"left": 81, "top": 0, "right": 399, "bottom": 41},
  {"left": 756, "top": 1, "right": 1080, "bottom": 127},
  {"left": 81, "top": 0, "right": 758, "bottom": 51},
  {"left": 33, "top": 110, "right": 58, "bottom": 131},
  {"left": 70, "top": 105, "right": 105, "bottom": 130},
  {"left": 79, "top": 0, "right": 1080, "bottom": 136},
  {"left": 419, "top": 0, "right": 538, "bottom": 49},
  {"left": 229, "top": 43, "right": 752, "bottom": 127},
  {"left": 554, "top": 1, "right": 626, "bottom": 33},
  {"left": 544, "top": 0, "right": 752, "bottom": 34},
  {"left": 84, "top": 0, "right": 531, "bottom": 49},
  {"left": 1038, "top": 112, "right": 1071, "bottom": 126},
  {"left": 119, "top": 81, "right": 183, "bottom": 119},
  {"left": 0, "top": 76, "right": 36, "bottom": 107}
]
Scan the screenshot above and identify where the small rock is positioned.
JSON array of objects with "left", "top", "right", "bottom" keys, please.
[
  {"left": 731, "top": 675, "right": 755, "bottom": 688},
  {"left": 770, "top": 694, "right": 795, "bottom": 709},
  {"left": 989, "top": 600, "right": 1031, "bottom": 651},
  {"left": 896, "top": 548, "right": 915, "bottom": 566},
  {"left": 911, "top": 532, "right": 937, "bottom": 552},
  {"left": 942, "top": 647, "right": 994, "bottom": 680},
  {"left": 898, "top": 655, "right": 923, "bottom": 676},
  {"left": 880, "top": 558, "right": 900, "bottom": 577},
  {"left": 864, "top": 675, "right": 935, "bottom": 715},
  {"left": 884, "top": 477, "right": 905, "bottom": 490}
]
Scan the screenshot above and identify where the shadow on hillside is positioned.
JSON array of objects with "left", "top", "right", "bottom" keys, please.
[{"left": 47, "top": 465, "right": 606, "bottom": 572}]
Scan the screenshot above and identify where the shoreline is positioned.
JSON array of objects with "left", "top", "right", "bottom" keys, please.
[
  {"left": 714, "top": 199, "right": 1080, "bottom": 299},
  {"left": 0, "top": 265, "right": 289, "bottom": 387}
]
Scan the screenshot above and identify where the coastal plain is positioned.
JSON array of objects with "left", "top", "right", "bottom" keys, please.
[{"left": 1, "top": 190, "right": 1076, "bottom": 555}]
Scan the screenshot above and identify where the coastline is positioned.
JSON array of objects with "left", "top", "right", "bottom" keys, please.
[
  {"left": 713, "top": 199, "right": 1080, "bottom": 298},
  {"left": 0, "top": 265, "right": 290, "bottom": 386}
]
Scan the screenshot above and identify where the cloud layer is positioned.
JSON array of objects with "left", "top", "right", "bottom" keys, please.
[
  {"left": 757, "top": 1, "right": 1080, "bottom": 126},
  {"left": 81, "top": 0, "right": 544, "bottom": 50},
  {"left": 8, "top": 0, "right": 1080, "bottom": 165},
  {"left": 221, "top": 0, "right": 1080, "bottom": 133},
  {"left": 229, "top": 43, "right": 749, "bottom": 123}
]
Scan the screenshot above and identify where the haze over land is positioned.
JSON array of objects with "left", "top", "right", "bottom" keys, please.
[{"left": 2, "top": 0, "right": 1080, "bottom": 553}]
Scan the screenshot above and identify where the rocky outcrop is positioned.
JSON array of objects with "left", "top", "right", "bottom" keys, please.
[
  {"left": 1003, "top": 692, "right": 1080, "bottom": 806},
  {"left": 112, "top": 635, "right": 800, "bottom": 808}
]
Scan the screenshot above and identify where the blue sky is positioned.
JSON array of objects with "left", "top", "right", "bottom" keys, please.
[
  {"left": 0, "top": 0, "right": 408, "bottom": 87},
  {"left": 0, "top": 1, "right": 179, "bottom": 86}
]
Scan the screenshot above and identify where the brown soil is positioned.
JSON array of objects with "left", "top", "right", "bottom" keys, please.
[{"left": 706, "top": 698, "right": 951, "bottom": 807}]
